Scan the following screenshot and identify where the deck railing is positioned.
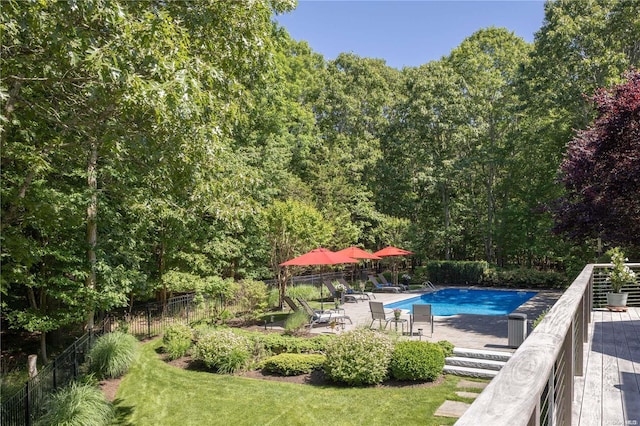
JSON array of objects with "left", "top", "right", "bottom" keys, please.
[{"left": 456, "top": 263, "right": 640, "bottom": 426}]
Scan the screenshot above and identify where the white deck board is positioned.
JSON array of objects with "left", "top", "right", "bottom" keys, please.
[{"left": 574, "top": 308, "right": 640, "bottom": 426}]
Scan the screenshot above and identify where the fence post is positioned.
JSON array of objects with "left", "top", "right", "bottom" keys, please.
[
  {"left": 73, "top": 339, "right": 78, "bottom": 380},
  {"left": 25, "top": 379, "right": 31, "bottom": 426},
  {"left": 52, "top": 359, "right": 57, "bottom": 390},
  {"left": 186, "top": 301, "right": 189, "bottom": 323},
  {"left": 146, "top": 305, "right": 151, "bottom": 339}
]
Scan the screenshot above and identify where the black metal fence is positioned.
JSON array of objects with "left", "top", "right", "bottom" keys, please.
[
  {"left": 0, "top": 292, "right": 229, "bottom": 425},
  {"left": 0, "top": 319, "right": 111, "bottom": 426},
  {"left": 117, "top": 293, "right": 224, "bottom": 339},
  {"left": 1, "top": 276, "right": 327, "bottom": 425}
]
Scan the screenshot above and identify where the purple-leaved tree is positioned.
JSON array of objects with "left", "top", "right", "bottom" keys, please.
[{"left": 553, "top": 70, "right": 640, "bottom": 249}]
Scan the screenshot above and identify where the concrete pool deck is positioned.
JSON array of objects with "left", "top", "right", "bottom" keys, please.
[{"left": 299, "top": 287, "right": 563, "bottom": 352}]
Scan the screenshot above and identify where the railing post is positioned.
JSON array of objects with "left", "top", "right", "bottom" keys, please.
[
  {"left": 576, "top": 298, "right": 584, "bottom": 376},
  {"left": 562, "top": 322, "right": 574, "bottom": 424}
]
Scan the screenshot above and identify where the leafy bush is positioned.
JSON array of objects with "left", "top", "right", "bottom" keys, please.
[
  {"left": 533, "top": 308, "right": 550, "bottom": 328},
  {"left": 88, "top": 331, "right": 138, "bottom": 379},
  {"left": 236, "top": 330, "right": 333, "bottom": 355},
  {"left": 286, "top": 284, "right": 321, "bottom": 301},
  {"left": 284, "top": 310, "right": 310, "bottom": 334},
  {"left": 234, "top": 279, "right": 269, "bottom": 317},
  {"left": 324, "top": 329, "right": 393, "bottom": 385},
  {"left": 36, "top": 381, "right": 113, "bottom": 426},
  {"left": 162, "top": 324, "right": 193, "bottom": 360},
  {"left": 193, "top": 330, "right": 251, "bottom": 373},
  {"left": 483, "top": 267, "right": 568, "bottom": 289},
  {"left": 261, "top": 353, "right": 326, "bottom": 376},
  {"left": 425, "top": 261, "right": 489, "bottom": 284},
  {"left": 390, "top": 341, "right": 445, "bottom": 381},
  {"left": 436, "top": 340, "right": 454, "bottom": 357}
]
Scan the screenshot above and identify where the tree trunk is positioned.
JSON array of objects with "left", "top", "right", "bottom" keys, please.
[{"left": 86, "top": 140, "right": 98, "bottom": 329}]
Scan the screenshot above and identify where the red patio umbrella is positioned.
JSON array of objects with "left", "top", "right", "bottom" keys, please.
[
  {"left": 373, "top": 246, "right": 414, "bottom": 257},
  {"left": 373, "top": 246, "right": 414, "bottom": 285},
  {"left": 280, "top": 248, "right": 359, "bottom": 266},
  {"left": 335, "top": 246, "right": 381, "bottom": 260},
  {"left": 280, "top": 248, "right": 358, "bottom": 309},
  {"left": 335, "top": 246, "right": 381, "bottom": 283}
]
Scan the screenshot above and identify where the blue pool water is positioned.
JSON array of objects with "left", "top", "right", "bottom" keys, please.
[{"left": 384, "top": 288, "right": 537, "bottom": 316}]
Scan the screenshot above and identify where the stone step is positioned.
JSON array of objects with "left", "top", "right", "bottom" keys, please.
[
  {"left": 443, "top": 365, "right": 499, "bottom": 379},
  {"left": 446, "top": 356, "right": 506, "bottom": 371},
  {"left": 452, "top": 347, "right": 513, "bottom": 362}
]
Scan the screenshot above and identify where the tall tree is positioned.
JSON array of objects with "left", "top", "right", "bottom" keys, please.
[
  {"left": 553, "top": 71, "right": 640, "bottom": 249},
  {"left": 448, "top": 28, "right": 530, "bottom": 263}
]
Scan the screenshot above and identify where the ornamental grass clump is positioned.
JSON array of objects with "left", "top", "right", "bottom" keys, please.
[
  {"left": 36, "top": 381, "right": 113, "bottom": 426},
  {"left": 88, "top": 331, "right": 138, "bottom": 379},
  {"left": 193, "top": 329, "right": 251, "bottom": 373},
  {"left": 389, "top": 341, "right": 445, "bottom": 381},
  {"left": 162, "top": 324, "right": 193, "bottom": 360},
  {"left": 324, "top": 328, "right": 393, "bottom": 385}
]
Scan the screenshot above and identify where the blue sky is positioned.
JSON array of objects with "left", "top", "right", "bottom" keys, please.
[{"left": 274, "top": 1, "right": 546, "bottom": 69}]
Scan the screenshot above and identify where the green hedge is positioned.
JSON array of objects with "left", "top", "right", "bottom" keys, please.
[
  {"left": 261, "top": 353, "right": 326, "bottom": 376},
  {"left": 483, "top": 268, "right": 568, "bottom": 289},
  {"left": 424, "top": 261, "right": 489, "bottom": 284},
  {"left": 389, "top": 341, "right": 445, "bottom": 381}
]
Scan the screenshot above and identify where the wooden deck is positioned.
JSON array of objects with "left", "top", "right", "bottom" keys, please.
[{"left": 573, "top": 308, "right": 640, "bottom": 426}]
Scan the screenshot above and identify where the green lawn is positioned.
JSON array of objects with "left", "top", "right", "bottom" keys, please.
[{"left": 113, "top": 339, "right": 481, "bottom": 425}]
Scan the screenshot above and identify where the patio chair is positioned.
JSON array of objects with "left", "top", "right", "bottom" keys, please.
[
  {"left": 368, "top": 275, "right": 402, "bottom": 293},
  {"left": 283, "top": 296, "right": 299, "bottom": 312},
  {"left": 297, "top": 298, "right": 352, "bottom": 327},
  {"left": 378, "top": 273, "right": 408, "bottom": 291},
  {"left": 324, "top": 279, "right": 365, "bottom": 303},
  {"left": 411, "top": 304, "right": 434, "bottom": 337},
  {"left": 369, "top": 301, "right": 394, "bottom": 329},
  {"left": 338, "top": 278, "right": 375, "bottom": 300}
]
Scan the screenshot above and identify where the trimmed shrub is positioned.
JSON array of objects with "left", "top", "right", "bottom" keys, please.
[
  {"left": 261, "top": 353, "right": 326, "bottom": 376},
  {"left": 425, "top": 261, "right": 489, "bottom": 284},
  {"left": 436, "top": 340, "right": 455, "bottom": 357},
  {"left": 162, "top": 324, "right": 193, "bottom": 360},
  {"left": 88, "top": 331, "right": 138, "bottom": 379},
  {"left": 238, "top": 330, "right": 333, "bottom": 355},
  {"left": 193, "top": 330, "right": 251, "bottom": 373},
  {"left": 284, "top": 310, "right": 310, "bottom": 334},
  {"left": 483, "top": 267, "right": 568, "bottom": 289},
  {"left": 36, "top": 381, "right": 113, "bottom": 426},
  {"left": 324, "top": 329, "right": 393, "bottom": 385},
  {"left": 390, "top": 341, "right": 445, "bottom": 381}
]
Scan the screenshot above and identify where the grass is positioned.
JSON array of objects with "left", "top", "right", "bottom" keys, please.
[{"left": 114, "top": 339, "right": 482, "bottom": 425}]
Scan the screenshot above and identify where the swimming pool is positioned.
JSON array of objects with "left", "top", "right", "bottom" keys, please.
[{"left": 384, "top": 288, "right": 537, "bottom": 316}]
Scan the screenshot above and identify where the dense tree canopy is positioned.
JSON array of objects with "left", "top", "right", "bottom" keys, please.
[
  {"left": 1, "top": 0, "right": 638, "bottom": 352},
  {"left": 554, "top": 71, "right": 640, "bottom": 248}
]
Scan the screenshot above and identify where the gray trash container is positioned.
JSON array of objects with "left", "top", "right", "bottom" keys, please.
[{"left": 508, "top": 313, "right": 528, "bottom": 348}]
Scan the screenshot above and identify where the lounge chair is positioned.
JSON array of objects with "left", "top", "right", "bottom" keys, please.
[
  {"left": 368, "top": 275, "right": 402, "bottom": 293},
  {"left": 297, "top": 298, "right": 352, "bottom": 327},
  {"left": 324, "top": 280, "right": 365, "bottom": 303},
  {"left": 337, "top": 278, "right": 375, "bottom": 300},
  {"left": 379, "top": 273, "right": 408, "bottom": 291},
  {"left": 283, "top": 296, "right": 299, "bottom": 312},
  {"left": 411, "top": 304, "right": 434, "bottom": 337},
  {"left": 369, "top": 301, "right": 394, "bottom": 329}
]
